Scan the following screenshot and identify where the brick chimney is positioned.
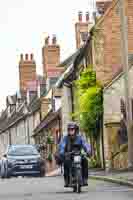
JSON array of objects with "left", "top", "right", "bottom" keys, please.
[
  {"left": 75, "top": 11, "right": 93, "bottom": 49},
  {"left": 19, "top": 53, "right": 37, "bottom": 96},
  {"left": 41, "top": 97, "right": 51, "bottom": 119},
  {"left": 42, "top": 35, "right": 63, "bottom": 80}
]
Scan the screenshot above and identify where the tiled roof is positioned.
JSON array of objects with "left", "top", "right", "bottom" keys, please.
[
  {"left": 6, "top": 94, "right": 17, "bottom": 105},
  {"left": 57, "top": 50, "right": 81, "bottom": 69},
  {"left": 33, "top": 109, "right": 61, "bottom": 136},
  {"left": 0, "top": 110, "right": 8, "bottom": 132},
  {"left": 55, "top": 39, "right": 91, "bottom": 88},
  {"left": 104, "top": 54, "right": 133, "bottom": 89},
  {"left": 0, "top": 105, "right": 26, "bottom": 133},
  {"left": 28, "top": 97, "right": 41, "bottom": 114}
]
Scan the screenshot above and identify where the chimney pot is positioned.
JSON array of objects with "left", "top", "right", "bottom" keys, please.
[
  {"left": 25, "top": 54, "right": 28, "bottom": 60},
  {"left": 52, "top": 35, "right": 57, "bottom": 45},
  {"left": 86, "top": 12, "right": 89, "bottom": 22},
  {"left": 30, "top": 53, "right": 34, "bottom": 60},
  {"left": 78, "top": 11, "right": 82, "bottom": 22},
  {"left": 45, "top": 36, "right": 50, "bottom": 45},
  {"left": 93, "top": 11, "right": 97, "bottom": 23},
  {"left": 20, "top": 54, "right": 23, "bottom": 61}
]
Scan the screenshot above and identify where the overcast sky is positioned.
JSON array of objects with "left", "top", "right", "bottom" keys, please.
[{"left": 0, "top": 0, "right": 95, "bottom": 111}]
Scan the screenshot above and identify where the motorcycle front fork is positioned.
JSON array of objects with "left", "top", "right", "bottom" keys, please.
[{"left": 70, "top": 167, "right": 83, "bottom": 185}]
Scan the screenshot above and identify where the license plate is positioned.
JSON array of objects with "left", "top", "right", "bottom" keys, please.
[
  {"left": 20, "top": 165, "right": 33, "bottom": 169},
  {"left": 74, "top": 156, "right": 81, "bottom": 163}
]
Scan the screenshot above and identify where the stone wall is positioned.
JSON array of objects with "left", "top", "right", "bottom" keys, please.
[{"left": 104, "top": 66, "right": 133, "bottom": 170}]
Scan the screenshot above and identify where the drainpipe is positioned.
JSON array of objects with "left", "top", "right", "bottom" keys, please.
[
  {"left": 101, "top": 89, "right": 105, "bottom": 169},
  {"left": 58, "top": 117, "right": 61, "bottom": 139},
  {"left": 101, "top": 114, "right": 105, "bottom": 170},
  {"left": 27, "top": 117, "right": 30, "bottom": 144},
  {"left": 70, "top": 84, "right": 74, "bottom": 120},
  {"left": 9, "top": 129, "right": 11, "bottom": 145}
]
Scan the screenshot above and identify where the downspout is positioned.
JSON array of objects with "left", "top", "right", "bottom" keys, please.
[
  {"left": 70, "top": 84, "right": 74, "bottom": 119},
  {"left": 101, "top": 90, "right": 105, "bottom": 169},
  {"left": 9, "top": 129, "right": 11, "bottom": 145},
  {"left": 27, "top": 116, "right": 30, "bottom": 144},
  {"left": 58, "top": 116, "right": 62, "bottom": 141},
  {"left": 24, "top": 118, "right": 27, "bottom": 144},
  {"left": 101, "top": 114, "right": 105, "bottom": 169}
]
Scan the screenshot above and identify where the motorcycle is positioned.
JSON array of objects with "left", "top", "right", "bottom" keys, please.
[{"left": 65, "top": 144, "right": 85, "bottom": 193}]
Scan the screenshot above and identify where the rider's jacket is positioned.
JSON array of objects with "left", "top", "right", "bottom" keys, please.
[{"left": 58, "top": 134, "right": 91, "bottom": 156}]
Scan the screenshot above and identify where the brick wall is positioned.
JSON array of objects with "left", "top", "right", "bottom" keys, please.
[
  {"left": 40, "top": 97, "right": 51, "bottom": 119},
  {"left": 94, "top": 0, "right": 133, "bottom": 85}
]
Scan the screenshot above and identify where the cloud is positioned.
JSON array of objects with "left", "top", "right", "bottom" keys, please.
[{"left": 0, "top": 0, "right": 94, "bottom": 110}]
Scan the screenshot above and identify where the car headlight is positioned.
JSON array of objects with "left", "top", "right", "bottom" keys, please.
[{"left": 8, "top": 159, "right": 16, "bottom": 167}]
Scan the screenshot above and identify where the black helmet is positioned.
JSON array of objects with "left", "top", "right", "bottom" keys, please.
[{"left": 67, "top": 122, "right": 78, "bottom": 130}]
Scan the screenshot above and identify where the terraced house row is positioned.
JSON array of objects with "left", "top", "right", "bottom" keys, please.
[{"left": 0, "top": 0, "right": 133, "bottom": 173}]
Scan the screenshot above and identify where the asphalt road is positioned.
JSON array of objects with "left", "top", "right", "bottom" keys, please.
[{"left": 0, "top": 176, "right": 133, "bottom": 200}]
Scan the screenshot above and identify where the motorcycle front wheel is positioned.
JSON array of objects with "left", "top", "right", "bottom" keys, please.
[
  {"left": 73, "top": 185, "right": 77, "bottom": 192},
  {"left": 77, "top": 169, "right": 81, "bottom": 193},
  {"left": 73, "top": 168, "right": 81, "bottom": 193}
]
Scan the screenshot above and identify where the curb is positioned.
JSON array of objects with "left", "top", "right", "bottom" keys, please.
[
  {"left": 88, "top": 175, "right": 133, "bottom": 188},
  {"left": 45, "top": 174, "right": 61, "bottom": 177}
]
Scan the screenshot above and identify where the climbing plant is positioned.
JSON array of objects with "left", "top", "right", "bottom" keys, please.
[{"left": 74, "top": 67, "right": 103, "bottom": 166}]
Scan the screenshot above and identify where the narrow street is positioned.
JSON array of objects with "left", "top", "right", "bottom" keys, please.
[{"left": 0, "top": 176, "right": 133, "bottom": 200}]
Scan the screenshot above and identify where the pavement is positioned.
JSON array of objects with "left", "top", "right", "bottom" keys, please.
[
  {"left": 88, "top": 169, "right": 133, "bottom": 187},
  {"left": 46, "top": 167, "right": 133, "bottom": 187},
  {"left": 0, "top": 176, "right": 133, "bottom": 199}
]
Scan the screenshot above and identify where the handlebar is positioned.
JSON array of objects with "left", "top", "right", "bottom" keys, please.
[
  {"left": 65, "top": 151, "right": 79, "bottom": 156},
  {"left": 65, "top": 151, "right": 87, "bottom": 157}
]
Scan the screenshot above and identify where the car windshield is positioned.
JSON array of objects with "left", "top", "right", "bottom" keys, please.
[{"left": 8, "top": 146, "right": 39, "bottom": 156}]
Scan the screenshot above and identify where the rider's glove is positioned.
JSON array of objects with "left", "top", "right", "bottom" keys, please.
[{"left": 87, "top": 153, "right": 90, "bottom": 158}]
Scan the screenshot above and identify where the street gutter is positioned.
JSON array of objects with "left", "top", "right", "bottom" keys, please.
[{"left": 88, "top": 175, "right": 133, "bottom": 188}]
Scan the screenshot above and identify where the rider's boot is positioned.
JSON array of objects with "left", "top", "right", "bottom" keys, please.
[
  {"left": 83, "top": 178, "right": 88, "bottom": 186},
  {"left": 64, "top": 177, "right": 69, "bottom": 187}
]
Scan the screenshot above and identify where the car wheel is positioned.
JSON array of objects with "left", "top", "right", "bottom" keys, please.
[
  {"left": 1, "top": 164, "right": 6, "bottom": 179},
  {"left": 40, "top": 168, "right": 45, "bottom": 177},
  {"left": 1, "top": 161, "right": 10, "bottom": 179}
]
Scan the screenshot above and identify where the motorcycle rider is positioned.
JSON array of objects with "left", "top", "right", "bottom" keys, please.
[{"left": 58, "top": 122, "right": 91, "bottom": 187}]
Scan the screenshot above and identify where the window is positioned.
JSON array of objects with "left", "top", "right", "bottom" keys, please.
[
  {"left": 120, "top": 98, "right": 126, "bottom": 119},
  {"left": 119, "top": 98, "right": 128, "bottom": 145},
  {"left": 118, "top": 119, "right": 128, "bottom": 145}
]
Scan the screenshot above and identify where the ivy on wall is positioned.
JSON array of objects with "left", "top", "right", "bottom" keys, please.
[{"left": 73, "top": 67, "right": 103, "bottom": 166}]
